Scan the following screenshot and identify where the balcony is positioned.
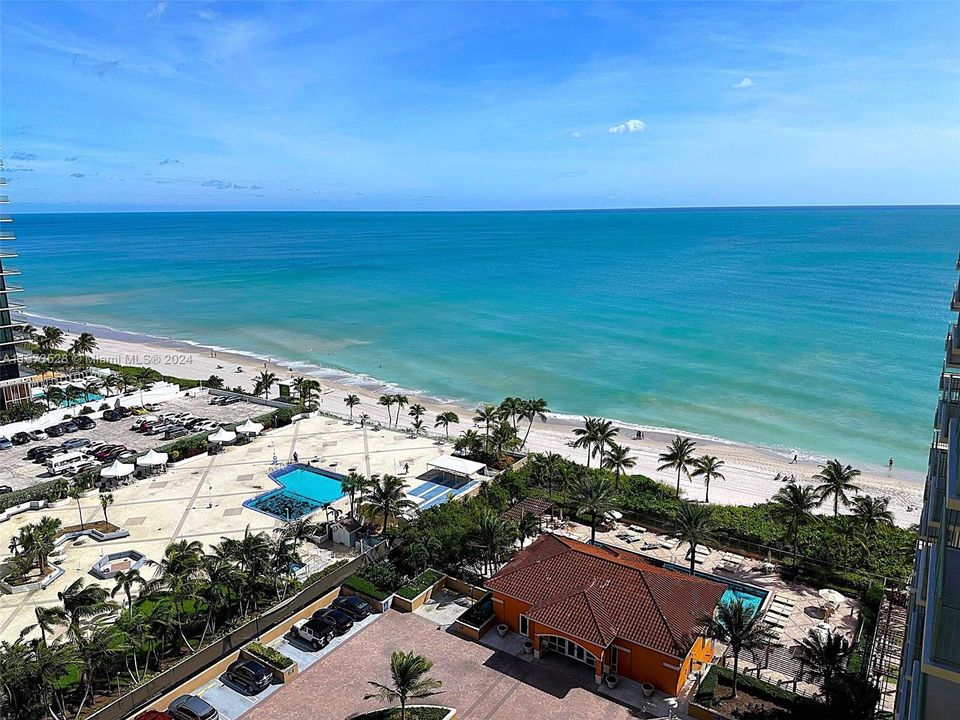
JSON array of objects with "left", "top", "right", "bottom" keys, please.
[
  {"left": 953, "top": 288, "right": 960, "bottom": 313},
  {"left": 0, "top": 285, "right": 24, "bottom": 294},
  {"left": 946, "top": 325, "right": 960, "bottom": 369},
  {"left": 0, "top": 195, "right": 9, "bottom": 203},
  {"left": 0, "top": 232, "right": 15, "bottom": 241},
  {"left": 949, "top": 416, "right": 960, "bottom": 511},
  {"left": 0, "top": 267, "right": 20, "bottom": 277}
]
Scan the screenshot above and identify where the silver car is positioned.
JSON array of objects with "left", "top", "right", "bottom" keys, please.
[{"left": 167, "top": 695, "right": 218, "bottom": 720}]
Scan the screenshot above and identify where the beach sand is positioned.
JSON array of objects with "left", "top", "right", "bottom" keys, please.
[{"left": 48, "top": 325, "right": 925, "bottom": 527}]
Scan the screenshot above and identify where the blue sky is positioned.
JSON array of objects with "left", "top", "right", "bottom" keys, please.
[{"left": 2, "top": 1, "right": 959, "bottom": 211}]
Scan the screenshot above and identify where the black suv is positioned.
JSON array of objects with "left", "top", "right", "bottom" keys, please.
[
  {"left": 223, "top": 659, "right": 272, "bottom": 695},
  {"left": 101, "top": 410, "right": 122, "bottom": 421},
  {"left": 58, "top": 421, "right": 79, "bottom": 433},
  {"left": 11, "top": 432, "right": 31, "bottom": 445},
  {"left": 74, "top": 416, "right": 96, "bottom": 430},
  {"left": 44, "top": 425, "right": 66, "bottom": 438},
  {"left": 312, "top": 607, "right": 354, "bottom": 635},
  {"left": 332, "top": 595, "right": 372, "bottom": 620}
]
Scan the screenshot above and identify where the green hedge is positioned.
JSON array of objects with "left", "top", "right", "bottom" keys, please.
[
  {"left": 848, "top": 582, "right": 884, "bottom": 674},
  {"left": 343, "top": 575, "right": 394, "bottom": 602},
  {"left": 304, "top": 558, "right": 351, "bottom": 586},
  {"left": 0, "top": 479, "right": 64, "bottom": 513},
  {"left": 696, "top": 665, "right": 816, "bottom": 712},
  {"left": 396, "top": 569, "right": 445, "bottom": 600},
  {"left": 245, "top": 642, "right": 293, "bottom": 670}
]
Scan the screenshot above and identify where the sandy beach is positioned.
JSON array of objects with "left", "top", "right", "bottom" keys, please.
[{"left": 36, "top": 321, "right": 926, "bottom": 527}]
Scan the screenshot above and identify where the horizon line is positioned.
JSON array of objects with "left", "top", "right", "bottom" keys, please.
[{"left": 10, "top": 202, "right": 960, "bottom": 215}]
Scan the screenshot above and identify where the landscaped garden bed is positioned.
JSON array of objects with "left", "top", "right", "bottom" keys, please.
[
  {"left": 396, "top": 569, "right": 445, "bottom": 600},
  {"left": 693, "top": 666, "right": 816, "bottom": 719},
  {"left": 350, "top": 705, "right": 453, "bottom": 720}
]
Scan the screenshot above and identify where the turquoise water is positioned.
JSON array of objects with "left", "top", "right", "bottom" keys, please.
[
  {"left": 721, "top": 587, "right": 765, "bottom": 614},
  {"left": 38, "top": 391, "right": 103, "bottom": 408},
  {"left": 13, "top": 208, "right": 960, "bottom": 471},
  {"left": 662, "top": 560, "right": 768, "bottom": 611},
  {"left": 246, "top": 465, "right": 346, "bottom": 520}
]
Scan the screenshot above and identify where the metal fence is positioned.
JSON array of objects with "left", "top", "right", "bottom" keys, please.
[{"left": 86, "top": 541, "right": 391, "bottom": 720}]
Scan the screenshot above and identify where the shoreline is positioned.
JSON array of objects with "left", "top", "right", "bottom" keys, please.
[{"left": 16, "top": 311, "right": 926, "bottom": 526}]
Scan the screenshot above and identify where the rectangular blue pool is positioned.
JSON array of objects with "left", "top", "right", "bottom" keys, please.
[
  {"left": 661, "top": 561, "right": 768, "bottom": 614},
  {"left": 244, "top": 464, "right": 347, "bottom": 521}
]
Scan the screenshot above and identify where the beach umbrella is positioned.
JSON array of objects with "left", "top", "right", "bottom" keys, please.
[
  {"left": 100, "top": 459, "right": 135, "bottom": 478},
  {"left": 136, "top": 449, "right": 168, "bottom": 467},
  {"left": 236, "top": 418, "right": 264, "bottom": 435},
  {"left": 208, "top": 427, "right": 237, "bottom": 444},
  {"left": 818, "top": 588, "right": 845, "bottom": 606}
]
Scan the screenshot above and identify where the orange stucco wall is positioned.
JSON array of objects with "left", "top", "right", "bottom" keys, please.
[{"left": 492, "top": 590, "right": 713, "bottom": 695}]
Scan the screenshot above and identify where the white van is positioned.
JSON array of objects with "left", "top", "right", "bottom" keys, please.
[{"left": 47, "top": 451, "right": 92, "bottom": 476}]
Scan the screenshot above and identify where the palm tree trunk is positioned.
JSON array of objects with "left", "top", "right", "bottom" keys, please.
[
  {"left": 690, "top": 541, "right": 697, "bottom": 575},
  {"left": 732, "top": 651, "right": 740, "bottom": 698},
  {"left": 76, "top": 500, "right": 85, "bottom": 530},
  {"left": 676, "top": 468, "right": 682, "bottom": 498},
  {"left": 590, "top": 511, "right": 597, "bottom": 544},
  {"left": 834, "top": 496, "right": 839, "bottom": 517},
  {"left": 522, "top": 419, "right": 534, "bottom": 447},
  {"left": 705, "top": 479, "right": 710, "bottom": 504}
]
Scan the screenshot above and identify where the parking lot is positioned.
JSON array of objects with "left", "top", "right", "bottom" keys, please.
[
  {"left": 0, "top": 394, "right": 270, "bottom": 491},
  {"left": 190, "top": 613, "right": 382, "bottom": 720}
]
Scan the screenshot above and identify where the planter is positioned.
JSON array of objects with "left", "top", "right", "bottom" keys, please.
[
  {"left": 641, "top": 682, "right": 655, "bottom": 698},
  {"left": 605, "top": 674, "right": 619, "bottom": 689},
  {"left": 79, "top": 489, "right": 99, "bottom": 498},
  {"left": 239, "top": 646, "right": 299, "bottom": 685},
  {"left": 522, "top": 640, "right": 534, "bottom": 654},
  {"left": 497, "top": 624, "right": 508, "bottom": 637},
  {"left": 48, "top": 498, "right": 70, "bottom": 508}
]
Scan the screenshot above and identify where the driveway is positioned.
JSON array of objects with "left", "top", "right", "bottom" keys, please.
[{"left": 240, "top": 610, "right": 640, "bottom": 720}]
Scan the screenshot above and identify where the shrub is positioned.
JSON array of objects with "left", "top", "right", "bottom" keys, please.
[
  {"left": 245, "top": 642, "right": 293, "bottom": 670},
  {"left": 157, "top": 433, "right": 208, "bottom": 461},
  {"left": 304, "top": 558, "right": 351, "bottom": 586},
  {"left": 396, "top": 569, "right": 445, "bottom": 600},
  {"left": 62, "top": 414, "right": 72, "bottom": 420},
  {"left": 79, "top": 406, "right": 94, "bottom": 415},
  {"left": 343, "top": 575, "right": 394, "bottom": 602},
  {"left": 0, "top": 479, "right": 63, "bottom": 514},
  {"left": 99, "top": 403, "right": 110, "bottom": 411},
  {"left": 359, "top": 560, "right": 402, "bottom": 591}
]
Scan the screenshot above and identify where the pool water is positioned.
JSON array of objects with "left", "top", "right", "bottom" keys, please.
[
  {"left": 244, "top": 465, "right": 346, "bottom": 520},
  {"left": 721, "top": 586, "right": 765, "bottom": 614},
  {"left": 662, "top": 561, "right": 768, "bottom": 613}
]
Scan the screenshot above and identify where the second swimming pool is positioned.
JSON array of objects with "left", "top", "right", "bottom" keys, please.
[{"left": 244, "top": 464, "right": 347, "bottom": 521}]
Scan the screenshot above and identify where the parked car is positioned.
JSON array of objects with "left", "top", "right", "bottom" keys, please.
[
  {"left": 65, "top": 462, "right": 101, "bottom": 478},
  {"left": 26, "top": 430, "right": 48, "bottom": 441},
  {"left": 312, "top": 608, "right": 354, "bottom": 635},
  {"left": 223, "top": 658, "right": 272, "bottom": 695},
  {"left": 130, "top": 406, "right": 149, "bottom": 416},
  {"left": 74, "top": 416, "right": 96, "bottom": 430},
  {"left": 58, "top": 421, "right": 79, "bottom": 434},
  {"left": 115, "top": 450, "right": 139, "bottom": 463},
  {"left": 134, "top": 712, "right": 173, "bottom": 720},
  {"left": 167, "top": 695, "right": 218, "bottom": 720},
  {"left": 164, "top": 426, "right": 189, "bottom": 440},
  {"left": 290, "top": 617, "right": 336, "bottom": 650},
  {"left": 93, "top": 445, "right": 124, "bottom": 461},
  {"left": 44, "top": 425, "right": 66, "bottom": 438},
  {"left": 61, "top": 438, "right": 92, "bottom": 450},
  {"left": 331, "top": 595, "right": 373, "bottom": 620},
  {"left": 0, "top": 485, "right": 12, "bottom": 495},
  {"left": 117, "top": 407, "right": 133, "bottom": 418},
  {"left": 27, "top": 445, "right": 55, "bottom": 460},
  {"left": 0, "top": 437, "right": 12, "bottom": 450},
  {"left": 101, "top": 410, "right": 122, "bottom": 421}
]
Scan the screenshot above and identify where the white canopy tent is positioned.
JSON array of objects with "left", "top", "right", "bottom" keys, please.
[
  {"left": 208, "top": 427, "right": 237, "bottom": 444},
  {"left": 236, "top": 419, "right": 264, "bottom": 435},
  {"left": 100, "top": 459, "right": 135, "bottom": 479},
  {"left": 426, "top": 455, "right": 486, "bottom": 479},
  {"left": 136, "top": 449, "right": 168, "bottom": 467}
]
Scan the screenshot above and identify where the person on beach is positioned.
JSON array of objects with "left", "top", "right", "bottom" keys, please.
[
  {"left": 888, "top": 457, "right": 894, "bottom": 468},
  {"left": 404, "top": 462, "right": 409, "bottom": 474},
  {"left": 791, "top": 453, "right": 798, "bottom": 464},
  {"left": 294, "top": 452, "right": 299, "bottom": 463}
]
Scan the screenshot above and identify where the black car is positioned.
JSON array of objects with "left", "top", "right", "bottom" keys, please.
[
  {"left": 11, "top": 432, "right": 31, "bottom": 445},
  {"left": 223, "top": 659, "right": 272, "bottom": 695},
  {"left": 27, "top": 445, "right": 56, "bottom": 460},
  {"left": 44, "top": 425, "right": 66, "bottom": 438},
  {"left": 312, "top": 607, "right": 354, "bottom": 635},
  {"left": 58, "top": 421, "right": 79, "bottom": 433},
  {"left": 0, "top": 485, "right": 12, "bottom": 495},
  {"left": 74, "top": 416, "right": 96, "bottom": 430},
  {"left": 332, "top": 595, "right": 372, "bottom": 620},
  {"left": 101, "top": 410, "right": 122, "bottom": 421},
  {"left": 33, "top": 449, "right": 62, "bottom": 464}
]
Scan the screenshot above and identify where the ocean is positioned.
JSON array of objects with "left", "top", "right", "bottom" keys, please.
[{"left": 10, "top": 207, "right": 959, "bottom": 472}]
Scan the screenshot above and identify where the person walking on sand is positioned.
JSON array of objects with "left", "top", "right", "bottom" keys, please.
[
  {"left": 293, "top": 452, "right": 299, "bottom": 464},
  {"left": 790, "top": 453, "right": 798, "bottom": 464}
]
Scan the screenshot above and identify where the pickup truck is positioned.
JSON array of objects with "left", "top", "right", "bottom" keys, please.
[{"left": 290, "top": 617, "right": 336, "bottom": 650}]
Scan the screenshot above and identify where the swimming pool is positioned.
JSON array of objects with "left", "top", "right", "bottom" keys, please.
[
  {"left": 661, "top": 561, "right": 768, "bottom": 613},
  {"left": 244, "top": 464, "right": 347, "bottom": 521}
]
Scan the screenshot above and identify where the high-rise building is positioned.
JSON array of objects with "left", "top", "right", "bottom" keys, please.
[
  {"left": 0, "top": 158, "right": 31, "bottom": 408},
  {"left": 895, "top": 255, "right": 960, "bottom": 720}
]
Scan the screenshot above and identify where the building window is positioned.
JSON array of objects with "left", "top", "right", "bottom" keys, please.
[{"left": 519, "top": 614, "right": 528, "bottom": 636}]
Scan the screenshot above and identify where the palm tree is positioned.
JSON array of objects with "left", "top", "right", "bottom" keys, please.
[
  {"left": 771, "top": 482, "right": 820, "bottom": 567},
  {"left": 361, "top": 474, "right": 416, "bottom": 534},
  {"left": 146, "top": 539, "right": 205, "bottom": 648},
  {"left": 515, "top": 511, "right": 540, "bottom": 548},
  {"left": 293, "top": 377, "right": 320, "bottom": 407},
  {"left": 111, "top": 567, "right": 147, "bottom": 616},
  {"left": 341, "top": 471, "right": 368, "bottom": 519},
  {"left": 58, "top": 578, "right": 114, "bottom": 638},
  {"left": 393, "top": 394, "right": 409, "bottom": 427},
  {"left": 799, "top": 629, "right": 852, "bottom": 688},
  {"left": 814, "top": 459, "right": 862, "bottom": 516},
  {"left": 68, "top": 486, "right": 86, "bottom": 530},
  {"left": 498, "top": 397, "right": 524, "bottom": 430},
  {"left": 469, "top": 508, "right": 518, "bottom": 577},
  {"left": 520, "top": 398, "right": 549, "bottom": 447},
  {"left": 408, "top": 403, "right": 426, "bottom": 422},
  {"left": 691, "top": 455, "right": 726, "bottom": 503},
  {"left": 99, "top": 492, "right": 115, "bottom": 526},
  {"left": 69, "top": 332, "right": 98, "bottom": 365},
  {"left": 567, "top": 473, "right": 617, "bottom": 544},
  {"left": 131, "top": 367, "right": 154, "bottom": 406},
  {"left": 17, "top": 516, "right": 61, "bottom": 573},
  {"left": 36, "top": 326, "right": 65, "bottom": 353},
  {"left": 658, "top": 435, "right": 698, "bottom": 498},
  {"left": 43, "top": 386, "right": 65, "bottom": 410},
  {"left": 851, "top": 495, "right": 894, "bottom": 532},
  {"left": 359, "top": 412, "right": 370, "bottom": 427},
  {"left": 700, "top": 598, "right": 775, "bottom": 699},
  {"left": 434, "top": 411, "right": 459, "bottom": 439},
  {"left": 100, "top": 373, "right": 120, "bottom": 397},
  {"left": 64, "top": 385, "right": 84, "bottom": 413},
  {"left": 31, "top": 605, "right": 68, "bottom": 645},
  {"left": 364, "top": 650, "right": 443, "bottom": 720},
  {"left": 344, "top": 393, "right": 361, "bottom": 420},
  {"left": 255, "top": 370, "right": 277, "bottom": 400},
  {"left": 378, "top": 395, "right": 395, "bottom": 426},
  {"left": 572, "top": 417, "right": 598, "bottom": 466},
  {"left": 473, "top": 404, "right": 499, "bottom": 445},
  {"left": 411, "top": 418, "right": 424, "bottom": 436},
  {"left": 602, "top": 442, "right": 635, "bottom": 487},
  {"left": 675, "top": 502, "right": 717, "bottom": 575}
]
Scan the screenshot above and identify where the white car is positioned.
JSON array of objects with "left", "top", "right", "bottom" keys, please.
[{"left": 26, "top": 430, "right": 48, "bottom": 441}]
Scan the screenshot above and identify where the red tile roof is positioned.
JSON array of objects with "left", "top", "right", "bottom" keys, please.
[{"left": 486, "top": 533, "right": 726, "bottom": 658}]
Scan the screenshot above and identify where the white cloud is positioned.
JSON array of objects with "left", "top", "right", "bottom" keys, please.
[
  {"left": 145, "top": 2, "right": 167, "bottom": 21},
  {"left": 193, "top": 8, "right": 220, "bottom": 21},
  {"left": 733, "top": 77, "right": 754, "bottom": 88},
  {"left": 608, "top": 119, "right": 645, "bottom": 134}
]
